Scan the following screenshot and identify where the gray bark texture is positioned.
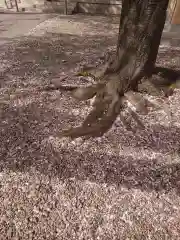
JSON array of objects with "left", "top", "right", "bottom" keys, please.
[{"left": 107, "top": 0, "right": 169, "bottom": 87}]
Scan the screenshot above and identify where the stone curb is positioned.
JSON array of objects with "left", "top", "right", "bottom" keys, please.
[
  {"left": 0, "top": 8, "right": 42, "bottom": 14},
  {"left": 0, "top": 5, "right": 65, "bottom": 14}
]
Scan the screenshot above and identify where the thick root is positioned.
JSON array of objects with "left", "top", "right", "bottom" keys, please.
[
  {"left": 71, "top": 83, "right": 105, "bottom": 101},
  {"left": 43, "top": 82, "right": 105, "bottom": 101},
  {"left": 60, "top": 97, "right": 122, "bottom": 138},
  {"left": 43, "top": 64, "right": 176, "bottom": 138},
  {"left": 139, "top": 66, "right": 180, "bottom": 97},
  {"left": 60, "top": 80, "right": 122, "bottom": 138},
  {"left": 59, "top": 83, "right": 173, "bottom": 139},
  {"left": 59, "top": 77, "right": 146, "bottom": 139}
]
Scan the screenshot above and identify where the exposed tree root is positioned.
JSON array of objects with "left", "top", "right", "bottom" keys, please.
[
  {"left": 152, "top": 67, "right": 180, "bottom": 97},
  {"left": 60, "top": 100, "right": 122, "bottom": 138},
  {"left": 42, "top": 62, "right": 179, "bottom": 139}
]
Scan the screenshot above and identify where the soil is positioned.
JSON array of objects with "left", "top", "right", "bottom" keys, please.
[{"left": 0, "top": 15, "right": 180, "bottom": 239}]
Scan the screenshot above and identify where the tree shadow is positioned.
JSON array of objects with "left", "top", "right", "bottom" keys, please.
[
  {"left": 0, "top": 21, "right": 180, "bottom": 196},
  {"left": 0, "top": 30, "right": 117, "bottom": 89},
  {"left": 0, "top": 15, "right": 178, "bottom": 90},
  {"left": 1, "top": 98, "right": 180, "bottom": 195}
]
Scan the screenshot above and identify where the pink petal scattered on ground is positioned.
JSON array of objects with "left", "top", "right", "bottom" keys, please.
[{"left": 0, "top": 15, "right": 180, "bottom": 239}]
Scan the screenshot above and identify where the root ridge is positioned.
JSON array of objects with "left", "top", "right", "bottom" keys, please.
[{"left": 43, "top": 65, "right": 176, "bottom": 138}]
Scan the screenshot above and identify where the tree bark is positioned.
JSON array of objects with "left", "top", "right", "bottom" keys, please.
[{"left": 107, "top": 0, "right": 169, "bottom": 86}]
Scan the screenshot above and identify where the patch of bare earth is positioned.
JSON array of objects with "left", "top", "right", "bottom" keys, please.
[{"left": 0, "top": 15, "right": 180, "bottom": 239}]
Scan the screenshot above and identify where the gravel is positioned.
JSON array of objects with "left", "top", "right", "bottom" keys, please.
[{"left": 0, "top": 15, "right": 180, "bottom": 239}]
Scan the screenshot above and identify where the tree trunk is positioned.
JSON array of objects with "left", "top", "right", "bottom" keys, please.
[
  {"left": 56, "top": 0, "right": 174, "bottom": 139},
  {"left": 107, "top": 0, "right": 169, "bottom": 87}
]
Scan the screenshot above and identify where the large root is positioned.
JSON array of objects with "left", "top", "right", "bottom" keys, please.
[
  {"left": 43, "top": 64, "right": 177, "bottom": 139},
  {"left": 58, "top": 77, "right": 156, "bottom": 139},
  {"left": 139, "top": 67, "right": 180, "bottom": 97},
  {"left": 60, "top": 77, "right": 123, "bottom": 138},
  {"left": 59, "top": 86, "right": 141, "bottom": 139}
]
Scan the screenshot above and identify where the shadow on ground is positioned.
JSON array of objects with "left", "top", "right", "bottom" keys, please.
[
  {"left": 0, "top": 31, "right": 117, "bottom": 89},
  {"left": 1, "top": 98, "right": 180, "bottom": 195},
  {"left": 0, "top": 28, "right": 180, "bottom": 195}
]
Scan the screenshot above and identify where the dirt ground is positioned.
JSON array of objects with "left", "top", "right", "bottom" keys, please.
[{"left": 0, "top": 15, "right": 180, "bottom": 239}]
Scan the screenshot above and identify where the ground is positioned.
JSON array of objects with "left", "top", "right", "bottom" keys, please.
[
  {"left": 0, "top": 14, "right": 180, "bottom": 239},
  {"left": 0, "top": 13, "right": 57, "bottom": 45}
]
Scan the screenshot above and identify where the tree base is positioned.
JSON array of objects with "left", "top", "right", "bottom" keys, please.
[
  {"left": 44, "top": 64, "right": 179, "bottom": 139},
  {"left": 52, "top": 0, "right": 174, "bottom": 138}
]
